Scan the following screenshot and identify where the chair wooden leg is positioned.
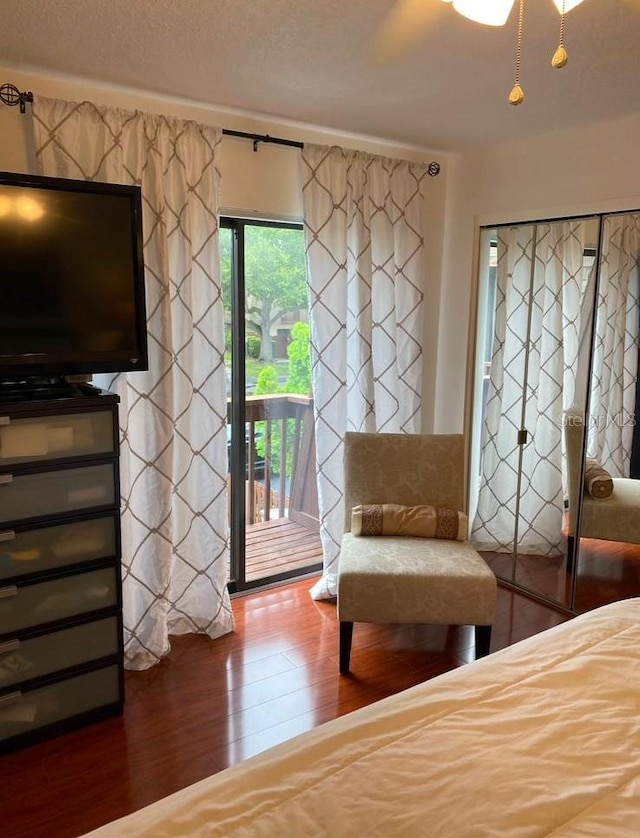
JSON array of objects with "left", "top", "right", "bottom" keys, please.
[
  {"left": 339, "top": 621, "right": 354, "bottom": 674},
  {"left": 475, "top": 624, "right": 492, "bottom": 659}
]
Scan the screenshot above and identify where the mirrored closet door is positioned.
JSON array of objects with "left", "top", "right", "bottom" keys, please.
[
  {"left": 572, "top": 211, "right": 640, "bottom": 612},
  {"left": 469, "top": 214, "right": 613, "bottom": 611}
]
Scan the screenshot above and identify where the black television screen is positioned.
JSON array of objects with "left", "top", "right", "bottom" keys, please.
[{"left": 0, "top": 171, "right": 148, "bottom": 380}]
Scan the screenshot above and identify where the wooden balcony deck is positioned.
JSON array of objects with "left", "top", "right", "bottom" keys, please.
[
  {"left": 227, "top": 393, "right": 321, "bottom": 584},
  {"left": 245, "top": 518, "right": 323, "bottom": 582}
]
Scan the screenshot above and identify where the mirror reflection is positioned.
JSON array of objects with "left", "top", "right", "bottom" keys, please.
[
  {"left": 573, "top": 212, "right": 640, "bottom": 611},
  {"left": 470, "top": 211, "right": 640, "bottom": 612}
]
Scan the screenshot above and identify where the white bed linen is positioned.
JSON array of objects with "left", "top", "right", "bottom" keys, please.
[{"left": 85, "top": 598, "right": 640, "bottom": 837}]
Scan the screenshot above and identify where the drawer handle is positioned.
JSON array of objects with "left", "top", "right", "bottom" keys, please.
[
  {"left": 0, "top": 691, "right": 22, "bottom": 707},
  {"left": 0, "top": 639, "right": 20, "bottom": 655},
  {"left": 0, "top": 417, "right": 9, "bottom": 426},
  {"left": 0, "top": 530, "right": 16, "bottom": 543},
  {"left": 0, "top": 586, "right": 18, "bottom": 600},
  {"left": 0, "top": 474, "right": 13, "bottom": 486}
]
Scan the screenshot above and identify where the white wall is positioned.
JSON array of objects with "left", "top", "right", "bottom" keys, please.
[
  {"left": 438, "top": 112, "right": 640, "bottom": 437},
  {"left": 0, "top": 64, "right": 449, "bottom": 431}
]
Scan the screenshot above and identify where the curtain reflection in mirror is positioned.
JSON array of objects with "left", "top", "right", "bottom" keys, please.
[
  {"left": 471, "top": 220, "right": 588, "bottom": 562},
  {"left": 587, "top": 214, "right": 640, "bottom": 478},
  {"left": 471, "top": 210, "right": 640, "bottom": 613}
]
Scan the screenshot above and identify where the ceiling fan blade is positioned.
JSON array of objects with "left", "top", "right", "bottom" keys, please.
[{"left": 371, "top": 0, "right": 445, "bottom": 65}]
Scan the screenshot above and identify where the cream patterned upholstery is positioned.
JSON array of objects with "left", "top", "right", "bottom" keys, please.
[
  {"left": 339, "top": 534, "right": 496, "bottom": 625},
  {"left": 565, "top": 407, "right": 640, "bottom": 544},
  {"left": 337, "top": 432, "right": 497, "bottom": 673}
]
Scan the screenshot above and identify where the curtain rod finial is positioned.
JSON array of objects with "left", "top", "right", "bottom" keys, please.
[{"left": 0, "top": 83, "right": 33, "bottom": 114}]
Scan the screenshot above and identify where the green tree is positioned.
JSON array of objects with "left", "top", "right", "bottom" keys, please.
[
  {"left": 219, "top": 226, "right": 233, "bottom": 309},
  {"left": 283, "top": 321, "right": 311, "bottom": 395},
  {"left": 220, "top": 225, "right": 308, "bottom": 364},
  {"left": 254, "top": 366, "right": 280, "bottom": 471},
  {"left": 253, "top": 324, "right": 312, "bottom": 475},
  {"left": 244, "top": 226, "right": 307, "bottom": 362},
  {"left": 220, "top": 227, "right": 234, "bottom": 371},
  {"left": 246, "top": 335, "right": 261, "bottom": 359},
  {"left": 254, "top": 365, "right": 280, "bottom": 396}
]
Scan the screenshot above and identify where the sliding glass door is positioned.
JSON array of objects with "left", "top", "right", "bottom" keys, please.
[{"left": 220, "top": 218, "right": 322, "bottom": 592}]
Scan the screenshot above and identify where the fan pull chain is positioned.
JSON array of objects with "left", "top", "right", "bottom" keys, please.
[
  {"left": 552, "top": 0, "right": 569, "bottom": 68},
  {"left": 508, "top": 0, "right": 525, "bottom": 105}
]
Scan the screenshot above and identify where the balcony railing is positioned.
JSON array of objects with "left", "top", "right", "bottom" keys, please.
[{"left": 227, "top": 394, "right": 319, "bottom": 530}]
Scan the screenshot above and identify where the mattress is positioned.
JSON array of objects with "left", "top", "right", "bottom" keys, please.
[{"left": 85, "top": 598, "right": 640, "bottom": 837}]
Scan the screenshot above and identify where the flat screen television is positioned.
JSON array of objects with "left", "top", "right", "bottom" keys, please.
[{"left": 0, "top": 170, "right": 148, "bottom": 394}]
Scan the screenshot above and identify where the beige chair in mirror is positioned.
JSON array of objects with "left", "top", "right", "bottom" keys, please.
[
  {"left": 564, "top": 406, "right": 640, "bottom": 571},
  {"left": 336, "top": 432, "right": 497, "bottom": 674}
]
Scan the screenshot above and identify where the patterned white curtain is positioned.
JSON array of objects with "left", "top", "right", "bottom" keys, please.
[
  {"left": 301, "top": 144, "right": 427, "bottom": 599},
  {"left": 471, "top": 221, "right": 585, "bottom": 556},
  {"left": 33, "top": 97, "right": 233, "bottom": 670},
  {"left": 587, "top": 214, "right": 640, "bottom": 477}
]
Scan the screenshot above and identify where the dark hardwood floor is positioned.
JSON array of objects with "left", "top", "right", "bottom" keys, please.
[
  {"left": 574, "top": 537, "right": 640, "bottom": 610},
  {"left": 0, "top": 574, "right": 617, "bottom": 838},
  {"left": 483, "top": 538, "right": 640, "bottom": 610}
]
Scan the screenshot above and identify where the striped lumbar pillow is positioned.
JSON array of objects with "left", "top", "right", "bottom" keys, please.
[
  {"left": 584, "top": 458, "right": 614, "bottom": 499},
  {"left": 351, "top": 503, "right": 468, "bottom": 541}
]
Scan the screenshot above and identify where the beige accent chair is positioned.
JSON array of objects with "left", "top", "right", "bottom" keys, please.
[
  {"left": 337, "top": 432, "right": 497, "bottom": 674},
  {"left": 564, "top": 407, "right": 640, "bottom": 567}
]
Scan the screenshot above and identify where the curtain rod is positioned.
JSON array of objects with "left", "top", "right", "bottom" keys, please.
[
  {"left": 0, "top": 84, "right": 302, "bottom": 150},
  {"left": 1, "top": 82, "right": 440, "bottom": 175},
  {"left": 222, "top": 129, "right": 303, "bottom": 152},
  {"left": 225, "top": 128, "right": 442, "bottom": 175}
]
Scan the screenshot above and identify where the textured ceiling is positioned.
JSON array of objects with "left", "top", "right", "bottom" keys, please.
[{"left": 1, "top": 0, "right": 639, "bottom": 151}]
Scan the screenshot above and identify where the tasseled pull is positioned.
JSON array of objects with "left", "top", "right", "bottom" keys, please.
[
  {"left": 508, "top": 0, "right": 526, "bottom": 106},
  {"left": 509, "top": 84, "right": 525, "bottom": 106},
  {"left": 552, "top": 45, "right": 568, "bottom": 68},
  {"left": 552, "top": 1, "right": 568, "bottom": 68}
]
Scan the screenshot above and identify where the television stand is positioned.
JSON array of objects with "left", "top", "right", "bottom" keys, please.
[{"left": 0, "top": 376, "right": 100, "bottom": 403}]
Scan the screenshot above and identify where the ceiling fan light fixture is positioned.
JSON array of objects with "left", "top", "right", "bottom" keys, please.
[
  {"left": 449, "top": 0, "right": 516, "bottom": 26},
  {"left": 436, "top": 0, "right": 591, "bottom": 104},
  {"left": 551, "top": 0, "right": 586, "bottom": 12}
]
